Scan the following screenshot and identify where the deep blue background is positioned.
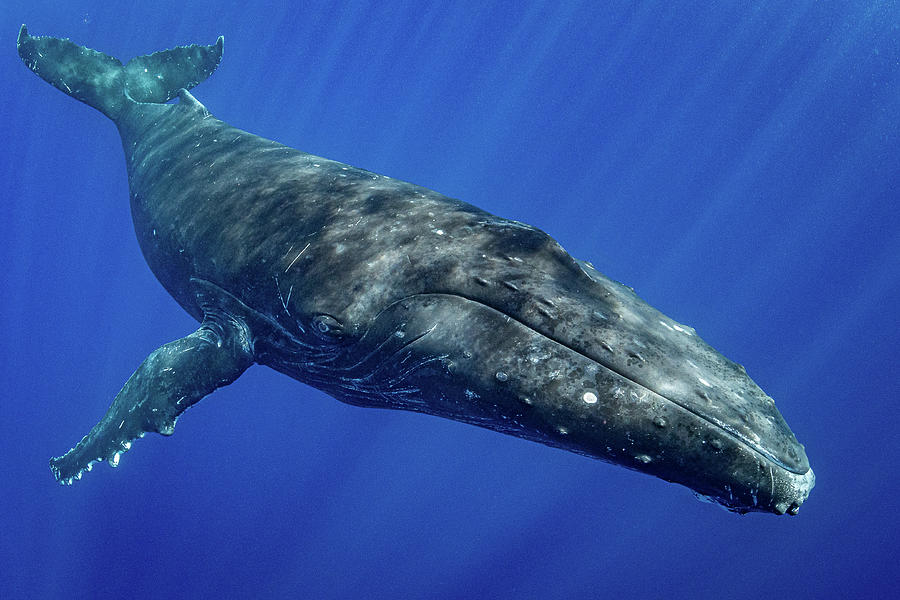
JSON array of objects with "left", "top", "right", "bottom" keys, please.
[{"left": 2, "top": 1, "right": 898, "bottom": 598}]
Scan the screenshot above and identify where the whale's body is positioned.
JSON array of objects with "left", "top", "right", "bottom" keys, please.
[{"left": 18, "top": 26, "right": 813, "bottom": 514}]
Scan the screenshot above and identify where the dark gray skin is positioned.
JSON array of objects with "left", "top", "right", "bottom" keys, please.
[{"left": 18, "top": 26, "right": 813, "bottom": 514}]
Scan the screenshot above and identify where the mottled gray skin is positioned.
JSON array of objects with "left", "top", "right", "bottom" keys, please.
[{"left": 19, "top": 27, "right": 813, "bottom": 514}]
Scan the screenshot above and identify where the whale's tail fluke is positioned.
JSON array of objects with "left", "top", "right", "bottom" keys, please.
[{"left": 16, "top": 25, "right": 223, "bottom": 121}]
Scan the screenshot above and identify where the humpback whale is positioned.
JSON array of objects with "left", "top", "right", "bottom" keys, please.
[{"left": 18, "top": 26, "right": 813, "bottom": 515}]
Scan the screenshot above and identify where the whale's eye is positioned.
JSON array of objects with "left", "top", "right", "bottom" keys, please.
[{"left": 311, "top": 314, "right": 344, "bottom": 339}]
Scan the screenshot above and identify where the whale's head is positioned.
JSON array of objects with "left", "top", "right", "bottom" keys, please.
[{"left": 270, "top": 209, "right": 814, "bottom": 515}]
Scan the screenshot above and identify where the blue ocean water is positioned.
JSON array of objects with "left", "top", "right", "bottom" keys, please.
[{"left": 1, "top": 1, "right": 897, "bottom": 598}]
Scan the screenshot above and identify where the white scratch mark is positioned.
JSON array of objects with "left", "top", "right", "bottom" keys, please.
[
  {"left": 285, "top": 242, "right": 311, "bottom": 272},
  {"left": 769, "top": 467, "right": 775, "bottom": 499}
]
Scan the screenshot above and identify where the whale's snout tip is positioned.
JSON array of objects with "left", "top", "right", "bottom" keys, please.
[
  {"left": 781, "top": 465, "right": 815, "bottom": 515},
  {"left": 759, "top": 463, "right": 814, "bottom": 515}
]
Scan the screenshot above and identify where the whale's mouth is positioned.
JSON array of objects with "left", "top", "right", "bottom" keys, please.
[
  {"left": 513, "top": 305, "right": 816, "bottom": 514},
  {"left": 423, "top": 289, "right": 811, "bottom": 479},
  {"left": 327, "top": 290, "right": 812, "bottom": 515}
]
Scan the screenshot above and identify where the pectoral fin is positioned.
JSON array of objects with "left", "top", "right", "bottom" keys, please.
[{"left": 50, "top": 314, "right": 254, "bottom": 484}]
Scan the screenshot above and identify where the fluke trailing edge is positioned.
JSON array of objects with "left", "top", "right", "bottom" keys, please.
[{"left": 18, "top": 26, "right": 813, "bottom": 515}]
